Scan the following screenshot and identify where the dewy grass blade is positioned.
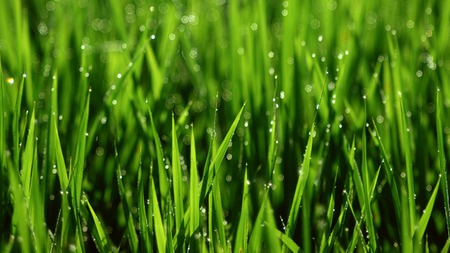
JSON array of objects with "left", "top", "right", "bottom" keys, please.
[
  {"left": 12, "top": 73, "right": 25, "bottom": 169},
  {"left": 437, "top": 87, "right": 450, "bottom": 237},
  {"left": 414, "top": 179, "right": 440, "bottom": 243},
  {"left": 8, "top": 165, "right": 32, "bottom": 253},
  {"left": 371, "top": 119, "right": 401, "bottom": 223},
  {"left": 189, "top": 125, "right": 199, "bottom": 236},
  {"left": 114, "top": 145, "right": 139, "bottom": 253},
  {"left": 198, "top": 103, "right": 245, "bottom": 203},
  {"left": 138, "top": 161, "right": 151, "bottom": 252},
  {"left": 86, "top": 198, "right": 111, "bottom": 253},
  {"left": 234, "top": 166, "right": 249, "bottom": 253},
  {"left": 284, "top": 123, "right": 314, "bottom": 240},
  {"left": 265, "top": 223, "right": 302, "bottom": 253},
  {"left": 21, "top": 106, "right": 35, "bottom": 198},
  {"left": 151, "top": 178, "right": 166, "bottom": 253},
  {"left": 148, "top": 105, "right": 169, "bottom": 201},
  {"left": 399, "top": 95, "right": 416, "bottom": 237},
  {"left": 171, "top": 114, "right": 184, "bottom": 233}
]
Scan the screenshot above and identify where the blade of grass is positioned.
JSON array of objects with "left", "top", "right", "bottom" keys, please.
[
  {"left": 436, "top": 87, "right": 450, "bottom": 238},
  {"left": 265, "top": 223, "right": 302, "bottom": 253},
  {"left": 86, "top": 198, "right": 111, "bottom": 253},
  {"left": 21, "top": 106, "right": 35, "bottom": 199},
  {"left": 399, "top": 94, "right": 416, "bottom": 237},
  {"left": 414, "top": 179, "right": 440, "bottom": 243},
  {"left": 114, "top": 145, "right": 139, "bottom": 253},
  {"left": 189, "top": 125, "right": 199, "bottom": 236},
  {"left": 148, "top": 105, "right": 170, "bottom": 202},
  {"left": 138, "top": 160, "right": 151, "bottom": 252},
  {"left": 171, "top": 114, "right": 184, "bottom": 234},
  {"left": 284, "top": 123, "right": 314, "bottom": 240},
  {"left": 233, "top": 166, "right": 249, "bottom": 253},
  {"left": 150, "top": 177, "right": 166, "bottom": 253},
  {"left": 198, "top": 103, "right": 245, "bottom": 203}
]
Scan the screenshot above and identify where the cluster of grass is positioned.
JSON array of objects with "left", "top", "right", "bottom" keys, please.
[{"left": 1, "top": 0, "right": 450, "bottom": 252}]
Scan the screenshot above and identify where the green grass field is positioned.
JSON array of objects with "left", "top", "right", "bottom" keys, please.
[{"left": 1, "top": 0, "right": 450, "bottom": 252}]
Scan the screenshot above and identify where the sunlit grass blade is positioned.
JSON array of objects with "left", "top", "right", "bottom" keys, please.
[
  {"left": 234, "top": 166, "right": 249, "bottom": 253},
  {"left": 8, "top": 162, "right": 31, "bottom": 253},
  {"left": 150, "top": 177, "right": 166, "bottom": 253},
  {"left": 371, "top": 119, "right": 401, "bottom": 224},
  {"left": 171, "top": 114, "right": 184, "bottom": 234},
  {"left": 414, "top": 179, "right": 440, "bottom": 243},
  {"left": 399, "top": 94, "right": 416, "bottom": 237},
  {"left": 284, "top": 123, "right": 314, "bottom": 240},
  {"left": 189, "top": 125, "right": 199, "bottom": 237},
  {"left": 86, "top": 198, "right": 111, "bottom": 253},
  {"left": 436, "top": 87, "right": 450, "bottom": 238},
  {"left": 114, "top": 145, "right": 139, "bottom": 253},
  {"left": 249, "top": 192, "right": 269, "bottom": 253},
  {"left": 12, "top": 73, "right": 25, "bottom": 169},
  {"left": 198, "top": 103, "right": 245, "bottom": 203},
  {"left": 21, "top": 106, "right": 35, "bottom": 198},
  {"left": 148, "top": 105, "right": 169, "bottom": 201},
  {"left": 138, "top": 161, "right": 151, "bottom": 252},
  {"left": 265, "top": 223, "right": 302, "bottom": 253}
]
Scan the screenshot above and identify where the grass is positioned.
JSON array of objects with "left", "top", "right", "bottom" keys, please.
[{"left": 1, "top": 0, "right": 450, "bottom": 252}]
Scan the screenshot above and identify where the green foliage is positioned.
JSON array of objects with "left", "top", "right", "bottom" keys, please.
[{"left": 1, "top": 0, "right": 450, "bottom": 252}]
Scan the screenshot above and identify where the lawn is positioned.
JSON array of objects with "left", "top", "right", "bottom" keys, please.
[{"left": 1, "top": 0, "right": 450, "bottom": 252}]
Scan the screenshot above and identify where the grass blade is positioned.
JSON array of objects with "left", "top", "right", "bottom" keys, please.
[
  {"left": 198, "top": 103, "right": 245, "bottom": 203},
  {"left": 399, "top": 94, "right": 416, "bottom": 237},
  {"left": 437, "top": 87, "right": 450, "bottom": 238},
  {"left": 284, "top": 123, "right": 314, "bottom": 239},
  {"left": 171, "top": 114, "right": 184, "bottom": 234},
  {"left": 414, "top": 179, "right": 440, "bottom": 243},
  {"left": 138, "top": 161, "right": 151, "bottom": 252},
  {"left": 86, "top": 198, "right": 111, "bottom": 253},
  {"left": 189, "top": 125, "right": 199, "bottom": 236}
]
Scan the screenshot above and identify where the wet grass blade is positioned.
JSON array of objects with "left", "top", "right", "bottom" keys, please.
[
  {"left": 115, "top": 146, "right": 139, "bottom": 253},
  {"left": 138, "top": 161, "right": 151, "bottom": 252},
  {"left": 151, "top": 177, "right": 166, "bottom": 253},
  {"left": 234, "top": 166, "right": 249, "bottom": 253},
  {"left": 399, "top": 94, "right": 416, "bottom": 237},
  {"left": 265, "top": 223, "right": 302, "bottom": 253},
  {"left": 21, "top": 106, "right": 35, "bottom": 198},
  {"left": 189, "top": 125, "right": 199, "bottom": 236},
  {"left": 86, "top": 198, "right": 111, "bottom": 253},
  {"left": 198, "top": 103, "right": 245, "bottom": 203},
  {"left": 437, "top": 87, "right": 450, "bottom": 238},
  {"left": 148, "top": 105, "right": 169, "bottom": 201},
  {"left": 414, "top": 179, "right": 440, "bottom": 243},
  {"left": 171, "top": 114, "right": 184, "bottom": 233},
  {"left": 284, "top": 123, "right": 314, "bottom": 240}
]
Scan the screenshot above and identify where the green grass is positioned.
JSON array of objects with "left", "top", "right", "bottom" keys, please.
[{"left": 1, "top": 0, "right": 450, "bottom": 252}]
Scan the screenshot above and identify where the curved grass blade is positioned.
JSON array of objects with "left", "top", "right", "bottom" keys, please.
[
  {"left": 148, "top": 105, "right": 169, "bottom": 201},
  {"left": 189, "top": 125, "right": 199, "bottom": 236},
  {"left": 437, "top": 87, "right": 450, "bottom": 238},
  {"left": 284, "top": 123, "right": 314, "bottom": 239},
  {"left": 399, "top": 95, "right": 416, "bottom": 237},
  {"left": 86, "top": 198, "right": 111, "bottom": 253},
  {"left": 172, "top": 114, "right": 184, "bottom": 233},
  {"left": 414, "top": 179, "right": 440, "bottom": 243},
  {"left": 114, "top": 145, "right": 139, "bottom": 253},
  {"left": 234, "top": 166, "right": 249, "bottom": 253},
  {"left": 138, "top": 161, "right": 151, "bottom": 252},
  {"left": 265, "top": 223, "right": 302, "bottom": 253},
  {"left": 198, "top": 103, "right": 245, "bottom": 203}
]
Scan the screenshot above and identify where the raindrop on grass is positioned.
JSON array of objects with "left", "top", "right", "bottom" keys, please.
[
  {"left": 117, "top": 73, "right": 122, "bottom": 79},
  {"left": 6, "top": 77, "right": 14, "bottom": 85}
]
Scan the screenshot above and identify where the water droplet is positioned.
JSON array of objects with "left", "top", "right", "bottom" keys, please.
[
  {"left": 6, "top": 77, "right": 14, "bottom": 85},
  {"left": 117, "top": 73, "right": 122, "bottom": 79}
]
